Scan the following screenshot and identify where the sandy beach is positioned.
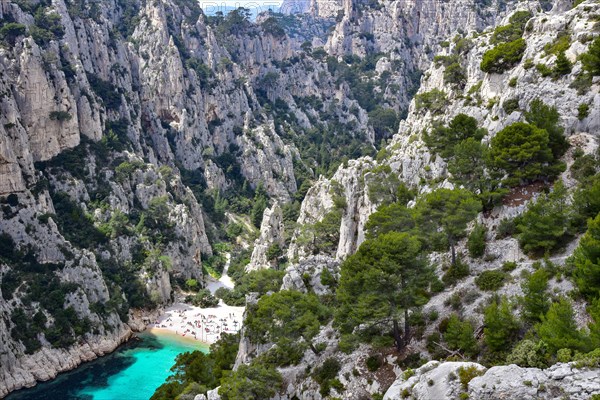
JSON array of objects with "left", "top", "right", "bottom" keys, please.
[
  {"left": 149, "top": 254, "right": 245, "bottom": 344},
  {"left": 149, "top": 302, "right": 245, "bottom": 344}
]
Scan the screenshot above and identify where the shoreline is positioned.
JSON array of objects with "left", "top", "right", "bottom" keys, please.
[
  {"left": 147, "top": 302, "right": 245, "bottom": 345},
  {"left": 2, "top": 257, "right": 244, "bottom": 399},
  {"left": 145, "top": 327, "right": 212, "bottom": 348}
]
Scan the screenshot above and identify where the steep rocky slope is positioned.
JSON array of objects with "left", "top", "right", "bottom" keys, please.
[
  {"left": 0, "top": 0, "right": 359, "bottom": 394},
  {"left": 0, "top": 0, "right": 521, "bottom": 395},
  {"left": 292, "top": 0, "right": 599, "bottom": 261},
  {"left": 226, "top": 1, "right": 600, "bottom": 399},
  {"left": 1, "top": 0, "right": 599, "bottom": 397},
  {"left": 383, "top": 360, "right": 600, "bottom": 400}
]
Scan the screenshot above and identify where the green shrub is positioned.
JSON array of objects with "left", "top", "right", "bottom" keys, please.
[
  {"left": 368, "top": 107, "right": 399, "bottom": 141},
  {"left": 501, "top": 261, "right": 517, "bottom": 272},
  {"left": 570, "top": 154, "right": 598, "bottom": 182},
  {"left": 553, "top": 52, "right": 572, "bottom": 75},
  {"left": 185, "top": 58, "right": 215, "bottom": 89},
  {"left": 313, "top": 358, "right": 341, "bottom": 396},
  {"left": 442, "top": 259, "right": 470, "bottom": 286},
  {"left": 457, "top": 365, "right": 484, "bottom": 389},
  {"left": 544, "top": 31, "right": 571, "bottom": 55},
  {"left": 496, "top": 218, "right": 516, "bottom": 239},
  {"left": 467, "top": 224, "right": 487, "bottom": 258},
  {"left": 218, "top": 361, "right": 283, "bottom": 400},
  {"left": 51, "top": 192, "right": 108, "bottom": 249},
  {"left": 480, "top": 39, "right": 526, "bottom": 74},
  {"left": 114, "top": 160, "right": 144, "bottom": 182},
  {"left": 475, "top": 270, "right": 508, "bottom": 291},
  {"left": 30, "top": 7, "right": 65, "bottom": 46},
  {"left": 506, "top": 339, "right": 549, "bottom": 368},
  {"left": 581, "top": 36, "right": 600, "bottom": 76},
  {"left": 502, "top": 98, "right": 520, "bottom": 114},
  {"left": 188, "top": 289, "right": 219, "bottom": 307},
  {"left": 557, "top": 348, "right": 572, "bottom": 363},
  {"left": 444, "top": 63, "right": 467, "bottom": 88},
  {"left": 88, "top": 73, "right": 122, "bottom": 110},
  {"left": 578, "top": 103, "right": 590, "bottom": 120},
  {"left": 49, "top": 111, "right": 72, "bottom": 121},
  {"left": 536, "top": 63, "right": 553, "bottom": 77},
  {"left": 260, "top": 17, "right": 285, "bottom": 37},
  {"left": 508, "top": 77, "right": 518, "bottom": 87},
  {"left": 428, "top": 309, "right": 439, "bottom": 321},
  {"left": 490, "top": 11, "right": 532, "bottom": 45},
  {"left": 259, "top": 339, "right": 306, "bottom": 367},
  {"left": 366, "top": 355, "right": 383, "bottom": 372},
  {"left": 415, "top": 89, "right": 447, "bottom": 114},
  {"left": 570, "top": 73, "right": 593, "bottom": 95},
  {"left": 0, "top": 22, "right": 27, "bottom": 45}
]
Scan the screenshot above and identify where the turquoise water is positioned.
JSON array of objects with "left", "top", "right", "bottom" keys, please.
[{"left": 6, "top": 330, "right": 209, "bottom": 400}]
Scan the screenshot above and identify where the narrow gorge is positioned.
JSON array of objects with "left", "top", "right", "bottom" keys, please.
[{"left": 0, "top": 0, "right": 599, "bottom": 399}]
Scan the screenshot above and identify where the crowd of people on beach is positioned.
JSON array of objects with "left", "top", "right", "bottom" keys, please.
[{"left": 152, "top": 308, "right": 242, "bottom": 343}]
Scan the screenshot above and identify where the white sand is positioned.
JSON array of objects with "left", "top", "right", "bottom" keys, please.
[
  {"left": 150, "top": 254, "right": 245, "bottom": 345},
  {"left": 149, "top": 302, "right": 245, "bottom": 344}
]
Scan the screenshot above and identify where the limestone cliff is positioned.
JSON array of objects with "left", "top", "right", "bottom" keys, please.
[
  {"left": 293, "top": 0, "right": 599, "bottom": 261},
  {"left": 1, "top": 0, "right": 599, "bottom": 397}
]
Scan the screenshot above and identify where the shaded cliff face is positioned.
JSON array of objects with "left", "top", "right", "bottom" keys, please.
[
  {"left": 280, "top": 0, "right": 518, "bottom": 115},
  {"left": 0, "top": 0, "right": 382, "bottom": 394}
]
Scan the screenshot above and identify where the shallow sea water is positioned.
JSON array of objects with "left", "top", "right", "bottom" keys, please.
[{"left": 6, "top": 330, "right": 209, "bottom": 400}]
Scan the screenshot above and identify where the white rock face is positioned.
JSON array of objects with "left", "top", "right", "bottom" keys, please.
[
  {"left": 293, "top": 0, "right": 600, "bottom": 261},
  {"left": 288, "top": 158, "right": 377, "bottom": 261},
  {"left": 281, "top": 255, "right": 340, "bottom": 295},
  {"left": 247, "top": 202, "right": 286, "bottom": 271},
  {"left": 470, "top": 363, "right": 600, "bottom": 400},
  {"left": 384, "top": 361, "right": 485, "bottom": 400},
  {"left": 384, "top": 361, "right": 600, "bottom": 400}
]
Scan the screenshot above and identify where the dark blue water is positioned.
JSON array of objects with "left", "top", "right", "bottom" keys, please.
[{"left": 6, "top": 331, "right": 209, "bottom": 400}]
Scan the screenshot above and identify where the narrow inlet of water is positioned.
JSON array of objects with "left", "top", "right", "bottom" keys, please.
[{"left": 6, "top": 330, "right": 209, "bottom": 400}]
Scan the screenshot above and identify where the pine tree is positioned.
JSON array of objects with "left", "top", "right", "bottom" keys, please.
[
  {"left": 444, "top": 315, "right": 478, "bottom": 356},
  {"left": 364, "top": 202, "right": 417, "bottom": 240},
  {"left": 554, "top": 51, "right": 572, "bottom": 76},
  {"left": 524, "top": 99, "right": 568, "bottom": 159},
  {"left": 489, "top": 122, "right": 561, "bottom": 186},
  {"left": 587, "top": 298, "right": 600, "bottom": 348},
  {"left": 448, "top": 138, "right": 487, "bottom": 192},
  {"left": 535, "top": 297, "right": 591, "bottom": 353},
  {"left": 250, "top": 184, "right": 268, "bottom": 228},
  {"left": 336, "top": 232, "right": 435, "bottom": 351},
  {"left": 417, "top": 188, "right": 482, "bottom": 266},
  {"left": 582, "top": 36, "right": 600, "bottom": 76},
  {"left": 572, "top": 213, "right": 600, "bottom": 301},
  {"left": 517, "top": 181, "right": 572, "bottom": 256},
  {"left": 467, "top": 224, "right": 487, "bottom": 258},
  {"left": 520, "top": 268, "right": 550, "bottom": 323},
  {"left": 484, "top": 297, "right": 520, "bottom": 352},
  {"left": 424, "top": 114, "right": 485, "bottom": 158},
  {"left": 245, "top": 290, "right": 331, "bottom": 354},
  {"left": 219, "top": 362, "right": 283, "bottom": 400}
]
